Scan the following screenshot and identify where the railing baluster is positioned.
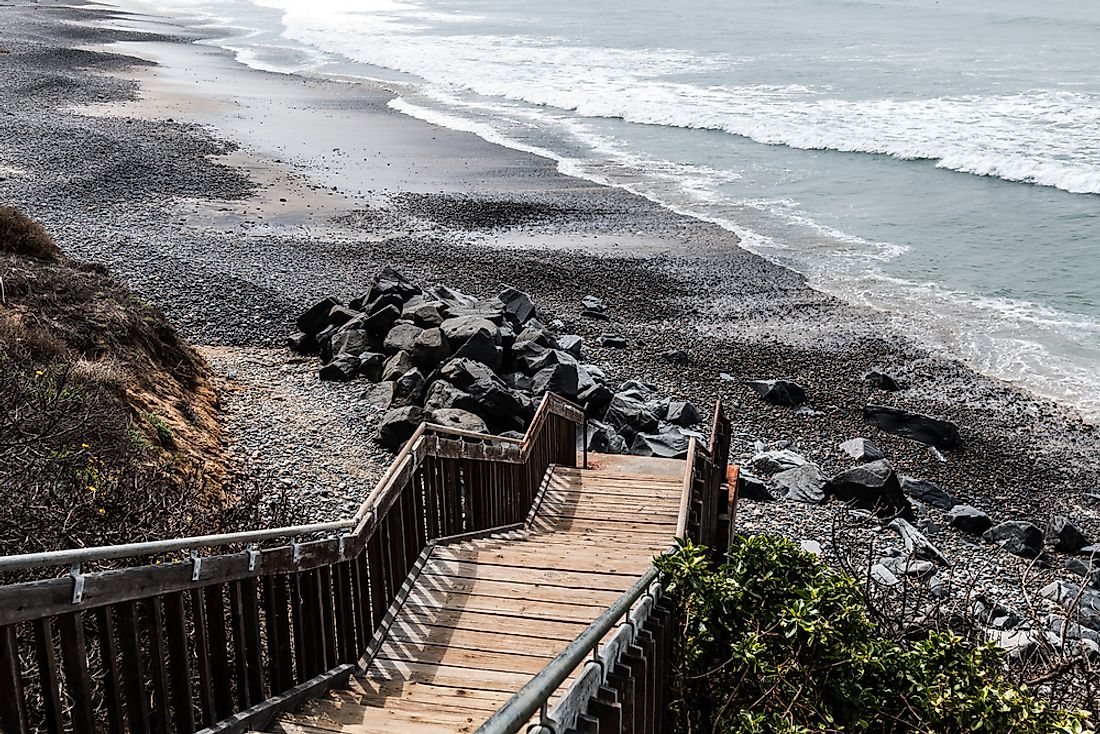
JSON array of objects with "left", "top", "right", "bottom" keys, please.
[
  {"left": 147, "top": 598, "right": 172, "bottom": 734},
  {"left": 163, "top": 591, "right": 196, "bottom": 733},
  {"left": 191, "top": 588, "right": 217, "bottom": 725},
  {"left": 227, "top": 580, "right": 252, "bottom": 708},
  {"left": 290, "top": 571, "right": 308, "bottom": 684},
  {"left": 32, "top": 618, "right": 65, "bottom": 734},
  {"left": 317, "top": 566, "right": 338, "bottom": 671},
  {"left": 95, "top": 606, "right": 126, "bottom": 734},
  {"left": 0, "top": 624, "right": 29, "bottom": 734},
  {"left": 57, "top": 611, "right": 96, "bottom": 734},
  {"left": 116, "top": 601, "right": 152, "bottom": 734},
  {"left": 202, "top": 585, "right": 234, "bottom": 719}
]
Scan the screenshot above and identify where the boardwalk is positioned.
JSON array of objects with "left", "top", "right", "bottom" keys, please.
[{"left": 271, "top": 455, "right": 686, "bottom": 734}]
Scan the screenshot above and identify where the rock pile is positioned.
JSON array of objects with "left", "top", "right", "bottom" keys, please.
[{"left": 289, "top": 269, "right": 703, "bottom": 452}]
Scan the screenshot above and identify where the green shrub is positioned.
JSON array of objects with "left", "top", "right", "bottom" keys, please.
[{"left": 655, "top": 535, "right": 1088, "bottom": 734}]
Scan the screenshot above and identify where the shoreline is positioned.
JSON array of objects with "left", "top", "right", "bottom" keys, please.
[{"left": 3, "top": 0, "right": 1100, "bottom": 624}]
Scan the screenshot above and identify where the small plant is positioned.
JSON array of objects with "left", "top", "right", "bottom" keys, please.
[
  {"left": 0, "top": 205, "right": 61, "bottom": 260},
  {"left": 141, "top": 410, "right": 176, "bottom": 449},
  {"left": 656, "top": 535, "right": 1088, "bottom": 733}
]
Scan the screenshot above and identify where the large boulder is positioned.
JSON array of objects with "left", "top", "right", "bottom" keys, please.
[
  {"left": 900, "top": 477, "right": 957, "bottom": 510},
  {"left": 450, "top": 329, "right": 501, "bottom": 370},
  {"left": 558, "top": 335, "right": 583, "bottom": 359},
  {"left": 359, "top": 267, "right": 421, "bottom": 307},
  {"left": 296, "top": 296, "right": 342, "bottom": 335},
  {"left": 983, "top": 521, "right": 1043, "bottom": 558},
  {"left": 579, "top": 383, "right": 613, "bottom": 417},
  {"left": 531, "top": 362, "right": 580, "bottom": 399},
  {"left": 327, "top": 305, "right": 359, "bottom": 329},
  {"left": 383, "top": 322, "right": 424, "bottom": 355},
  {"left": 423, "top": 380, "right": 481, "bottom": 414},
  {"left": 523, "top": 348, "right": 578, "bottom": 375},
  {"left": 666, "top": 400, "right": 701, "bottom": 427},
  {"left": 441, "top": 315, "right": 500, "bottom": 350},
  {"left": 499, "top": 286, "right": 536, "bottom": 326},
  {"left": 362, "top": 381, "right": 396, "bottom": 411},
  {"left": 330, "top": 328, "right": 373, "bottom": 359},
  {"left": 376, "top": 405, "right": 425, "bottom": 449},
  {"left": 1048, "top": 516, "right": 1090, "bottom": 554},
  {"left": 769, "top": 464, "right": 826, "bottom": 504},
  {"left": 392, "top": 368, "right": 426, "bottom": 408},
  {"left": 287, "top": 331, "right": 317, "bottom": 355},
  {"left": 749, "top": 449, "right": 807, "bottom": 475},
  {"left": 381, "top": 350, "right": 416, "bottom": 382},
  {"left": 596, "top": 333, "right": 627, "bottom": 349},
  {"left": 629, "top": 429, "right": 690, "bottom": 459},
  {"left": 364, "top": 300, "right": 402, "bottom": 334},
  {"left": 863, "top": 405, "right": 961, "bottom": 451},
  {"left": 430, "top": 408, "right": 488, "bottom": 435},
  {"left": 839, "top": 437, "right": 885, "bottom": 462},
  {"left": 357, "top": 352, "right": 385, "bottom": 382},
  {"left": 319, "top": 354, "right": 358, "bottom": 382},
  {"left": 410, "top": 327, "right": 452, "bottom": 368},
  {"left": 440, "top": 358, "right": 529, "bottom": 425},
  {"left": 603, "top": 394, "right": 659, "bottom": 443},
  {"left": 1040, "top": 581, "right": 1100, "bottom": 630},
  {"left": 739, "top": 470, "right": 775, "bottom": 502},
  {"left": 825, "top": 460, "right": 911, "bottom": 518},
  {"left": 947, "top": 504, "right": 992, "bottom": 534},
  {"left": 403, "top": 300, "right": 446, "bottom": 328},
  {"left": 747, "top": 380, "right": 806, "bottom": 407},
  {"left": 581, "top": 419, "right": 627, "bottom": 455}
]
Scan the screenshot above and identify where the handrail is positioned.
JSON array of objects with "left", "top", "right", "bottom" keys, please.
[
  {"left": 0, "top": 394, "right": 581, "bottom": 575},
  {"left": 475, "top": 563, "right": 663, "bottom": 734}
]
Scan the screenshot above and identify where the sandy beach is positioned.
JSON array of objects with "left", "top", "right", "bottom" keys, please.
[{"left": 3, "top": 0, "right": 1100, "bottom": 624}]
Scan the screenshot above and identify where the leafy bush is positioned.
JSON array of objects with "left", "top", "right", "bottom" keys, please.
[{"left": 655, "top": 535, "right": 1088, "bottom": 733}]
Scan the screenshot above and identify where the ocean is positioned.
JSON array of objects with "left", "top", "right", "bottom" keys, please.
[{"left": 122, "top": 0, "right": 1100, "bottom": 418}]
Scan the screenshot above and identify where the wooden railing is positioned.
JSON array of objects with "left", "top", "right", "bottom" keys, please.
[
  {"left": 0, "top": 394, "right": 585, "bottom": 734},
  {"left": 678, "top": 398, "right": 735, "bottom": 556}
]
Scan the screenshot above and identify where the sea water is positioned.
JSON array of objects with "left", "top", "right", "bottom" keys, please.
[{"left": 123, "top": 0, "right": 1100, "bottom": 418}]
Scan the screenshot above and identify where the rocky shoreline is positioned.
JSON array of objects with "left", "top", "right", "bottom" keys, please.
[{"left": 2, "top": 0, "right": 1100, "bottom": 698}]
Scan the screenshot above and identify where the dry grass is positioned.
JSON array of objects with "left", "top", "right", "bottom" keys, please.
[
  {"left": 0, "top": 205, "right": 61, "bottom": 260},
  {"left": 0, "top": 208, "right": 267, "bottom": 567}
]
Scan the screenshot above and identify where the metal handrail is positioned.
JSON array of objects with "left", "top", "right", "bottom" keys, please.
[
  {"left": 0, "top": 394, "right": 583, "bottom": 574},
  {"left": 475, "top": 562, "right": 663, "bottom": 734}
]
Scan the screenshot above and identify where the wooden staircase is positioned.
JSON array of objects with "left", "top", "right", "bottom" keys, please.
[{"left": 271, "top": 458, "right": 686, "bottom": 734}]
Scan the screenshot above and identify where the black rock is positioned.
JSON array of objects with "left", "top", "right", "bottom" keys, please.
[
  {"left": 747, "top": 379, "right": 806, "bottom": 407},
  {"left": 579, "top": 383, "right": 613, "bottom": 417},
  {"left": 499, "top": 285, "right": 536, "bottom": 326},
  {"left": 863, "top": 405, "right": 961, "bottom": 451},
  {"left": 750, "top": 449, "right": 807, "bottom": 475},
  {"left": 319, "top": 354, "right": 358, "bottom": 382},
  {"left": 825, "top": 460, "right": 912, "bottom": 518},
  {"left": 392, "top": 368, "right": 426, "bottom": 408},
  {"left": 423, "top": 380, "right": 481, "bottom": 414},
  {"left": 381, "top": 351, "right": 415, "bottom": 382},
  {"left": 603, "top": 394, "right": 660, "bottom": 443},
  {"left": 331, "top": 328, "right": 373, "bottom": 359},
  {"left": 365, "top": 267, "right": 421, "bottom": 305},
  {"left": 440, "top": 358, "right": 530, "bottom": 424},
  {"left": 1040, "top": 581, "right": 1100, "bottom": 630},
  {"left": 364, "top": 303, "right": 402, "bottom": 334},
  {"left": 451, "top": 329, "right": 501, "bottom": 371},
  {"left": 376, "top": 405, "right": 425, "bottom": 449},
  {"left": 770, "top": 464, "right": 826, "bottom": 504},
  {"left": 947, "top": 504, "right": 992, "bottom": 534},
  {"left": 558, "top": 335, "right": 583, "bottom": 359},
  {"left": 430, "top": 408, "right": 488, "bottom": 434},
  {"left": 629, "top": 429, "right": 690, "bottom": 459},
  {"left": 501, "top": 372, "right": 533, "bottom": 393},
  {"left": 666, "top": 400, "right": 701, "bottom": 427},
  {"left": 1064, "top": 558, "right": 1100, "bottom": 589},
  {"left": 297, "top": 296, "right": 342, "bottom": 335},
  {"left": 865, "top": 370, "right": 902, "bottom": 391},
  {"left": 1048, "top": 516, "right": 1090, "bottom": 554},
  {"left": 581, "top": 295, "right": 609, "bottom": 319},
  {"left": 739, "top": 470, "right": 775, "bottom": 501},
  {"left": 901, "top": 476, "right": 957, "bottom": 510},
  {"left": 357, "top": 351, "right": 385, "bottom": 382},
  {"left": 441, "top": 315, "right": 500, "bottom": 350},
  {"left": 287, "top": 331, "right": 317, "bottom": 355},
  {"left": 889, "top": 518, "right": 949, "bottom": 566},
  {"left": 361, "top": 381, "right": 395, "bottom": 411},
  {"left": 617, "top": 380, "right": 657, "bottom": 402},
  {"left": 581, "top": 418, "right": 627, "bottom": 455},
  {"left": 839, "top": 437, "right": 885, "bottom": 462},
  {"left": 597, "top": 333, "right": 627, "bottom": 349},
  {"left": 327, "top": 305, "right": 359, "bottom": 329},
  {"left": 410, "top": 327, "right": 452, "bottom": 368},
  {"left": 1080, "top": 544, "right": 1100, "bottom": 557},
  {"left": 983, "top": 521, "right": 1044, "bottom": 558},
  {"left": 447, "top": 298, "right": 506, "bottom": 325},
  {"left": 523, "top": 348, "right": 579, "bottom": 375},
  {"left": 531, "top": 362, "right": 580, "bottom": 399},
  {"left": 404, "top": 301, "right": 445, "bottom": 328},
  {"left": 661, "top": 349, "right": 688, "bottom": 365},
  {"left": 383, "top": 323, "right": 424, "bottom": 355}
]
